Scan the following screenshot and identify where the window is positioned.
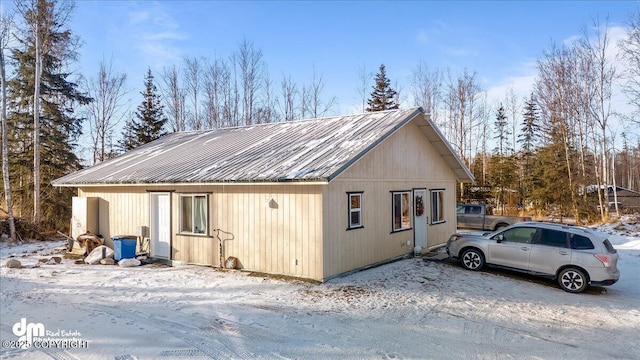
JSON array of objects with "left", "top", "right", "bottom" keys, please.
[
  {"left": 535, "top": 229, "right": 568, "bottom": 248},
  {"left": 493, "top": 227, "right": 537, "bottom": 244},
  {"left": 392, "top": 191, "right": 411, "bottom": 232},
  {"left": 180, "top": 194, "right": 208, "bottom": 235},
  {"left": 348, "top": 192, "right": 363, "bottom": 230},
  {"left": 570, "top": 234, "right": 594, "bottom": 250},
  {"left": 430, "top": 190, "right": 445, "bottom": 224}
]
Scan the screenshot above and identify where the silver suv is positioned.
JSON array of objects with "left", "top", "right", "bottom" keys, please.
[{"left": 446, "top": 222, "right": 620, "bottom": 293}]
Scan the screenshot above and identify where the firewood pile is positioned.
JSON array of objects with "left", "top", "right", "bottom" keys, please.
[{"left": 74, "top": 232, "right": 103, "bottom": 255}]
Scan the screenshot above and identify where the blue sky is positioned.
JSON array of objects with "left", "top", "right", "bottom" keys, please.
[
  {"left": 2, "top": 1, "right": 639, "bottom": 154},
  {"left": 64, "top": 1, "right": 638, "bottom": 110}
]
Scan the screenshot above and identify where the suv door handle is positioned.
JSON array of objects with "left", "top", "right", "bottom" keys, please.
[
  {"left": 521, "top": 247, "right": 530, "bottom": 251},
  {"left": 559, "top": 251, "right": 569, "bottom": 255}
]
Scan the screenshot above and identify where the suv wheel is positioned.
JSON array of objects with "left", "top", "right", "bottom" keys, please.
[
  {"left": 460, "top": 248, "right": 484, "bottom": 271},
  {"left": 558, "top": 267, "right": 588, "bottom": 293}
]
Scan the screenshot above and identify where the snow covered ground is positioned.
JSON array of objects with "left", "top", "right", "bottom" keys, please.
[{"left": 1, "top": 218, "right": 639, "bottom": 360}]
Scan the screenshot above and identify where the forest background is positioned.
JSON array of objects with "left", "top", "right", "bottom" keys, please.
[{"left": 1, "top": 0, "right": 640, "bottom": 240}]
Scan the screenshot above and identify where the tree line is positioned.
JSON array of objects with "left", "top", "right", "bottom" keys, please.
[{"left": 1, "top": 0, "right": 640, "bottom": 240}]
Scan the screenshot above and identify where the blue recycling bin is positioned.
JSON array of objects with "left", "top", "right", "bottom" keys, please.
[{"left": 113, "top": 236, "right": 137, "bottom": 261}]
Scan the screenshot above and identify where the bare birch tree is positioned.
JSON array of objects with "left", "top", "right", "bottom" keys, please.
[
  {"left": 83, "top": 57, "right": 128, "bottom": 163},
  {"left": 160, "top": 65, "right": 187, "bottom": 132},
  {"left": 620, "top": 10, "right": 640, "bottom": 118},
  {"left": 579, "top": 19, "right": 617, "bottom": 221},
  {"left": 305, "top": 65, "right": 336, "bottom": 118},
  {"left": 444, "top": 69, "right": 482, "bottom": 165},
  {"left": 0, "top": 13, "right": 16, "bottom": 240},
  {"left": 280, "top": 74, "right": 297, "bottom": 121},
  {"left": 202, "top": 59, "right": 221, "bottom": 129},
  {"left": 441, "top": 69, "right": 482, "bottom": 202},
  {"left": 255, "top": 65, "right": 277, "bottom": 124},
  {"left": 184, "top": 56, "right": 203, "bottom": 130},
  {"left": 410, "top": 61, "right": 442, "bottom": 123},
  {"left": 235, "top": 38, "right": 263, "bottom": 125},
  {"left": 504, "top": 87, "right": 521, "bottom": 155},
  {"left": 355, "top": 63, "right": 371, "bottom": 113}
]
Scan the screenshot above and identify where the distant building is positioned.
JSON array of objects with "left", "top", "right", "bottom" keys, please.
[{"left": 607, "top": 186, "right": 640, "bottom": 213}]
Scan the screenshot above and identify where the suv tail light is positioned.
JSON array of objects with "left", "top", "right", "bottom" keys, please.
[{"left": 594, "top": 254, "right": 612, "bottom": 267}]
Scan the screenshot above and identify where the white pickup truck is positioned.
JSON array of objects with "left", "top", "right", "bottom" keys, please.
[{"left": 456, "top": 203, "right": 532, "bottom": 231}]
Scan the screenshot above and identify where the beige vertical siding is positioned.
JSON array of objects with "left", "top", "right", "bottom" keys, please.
[
  {"left": 78, "top": 187, "right": 150, "bottom": 248},
  {"left": 78, "top": 184, "right": 324, "bottom": 279},
  {"left": 323, "top": 121, "right": 458, "bottom": 279},
  {"left": 209, "top": 185, "right": 323, "bottom": 280}
]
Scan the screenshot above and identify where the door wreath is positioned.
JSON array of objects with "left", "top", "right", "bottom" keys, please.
[{"left": 415, "top": 196, "right": 425, "bottom": 216}]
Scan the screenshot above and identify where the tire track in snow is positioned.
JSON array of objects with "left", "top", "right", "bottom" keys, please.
[{"left": 79, "top": 305, "right": 256, "bottom": 360}]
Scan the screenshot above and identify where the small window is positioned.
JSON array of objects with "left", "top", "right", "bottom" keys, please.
[
  {"left": 348, "top": 192, "right": 363, "bottom": 230},
  {"left": 180, "top": 194, "right": 208, "bottom": 235},
  {"left": 392, "top": 191, "right": 411, "bottom": 232},
  {"left": 570, "top": 234, "right": 595, "bottom": 250},
  {"left": 536, "top": 229, "right": 568, "bottom": 248},
  {"left": 431, "top": 190, "right": 445, "bottom": 224}
]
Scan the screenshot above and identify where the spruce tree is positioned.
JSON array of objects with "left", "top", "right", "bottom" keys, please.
[
  {"left": 519, "top": 94, "right": 541, "bottom": 156},
  {"left": 493, "top": 104, "right": 511, "bottom": 156},
  {"left": 490, "top": 104, "right": 516, "bottom": 214},
  {"left": 8, "top": 0, "right": 90, "bottom": 230},
  {"left": 121, "top": 68, "right": 167, "bottom": 151},
  {"left": 366, "top": 64, "right": 399, "bottom": 112},
  {"left": 518, "top": 94, "right": 541, "bottom": 211}
]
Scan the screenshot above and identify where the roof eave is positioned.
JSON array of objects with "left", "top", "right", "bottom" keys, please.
[
  {"left": 414, "top": 113, "right": 475, "bottom": 183},
  {"left": 52, "top": 179, "right": 330, "bottom": 188}
]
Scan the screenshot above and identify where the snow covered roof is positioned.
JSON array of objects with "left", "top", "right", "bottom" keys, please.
[{"left": 53, "top": 108, "right": 474, "bottom": 186}]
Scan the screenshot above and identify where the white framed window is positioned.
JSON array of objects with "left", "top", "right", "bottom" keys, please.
[
  {"left": 431, "top": 189, "right": 445, "bottom": 224},
  {"left": 392, "top": 191, "right": 411, "bottom": 232},
  {"left": 347, "top": 192, "right": 363, "bottom": 230},
  {"left": 180, "top": 194, "right": 208, "bottom": 235}
]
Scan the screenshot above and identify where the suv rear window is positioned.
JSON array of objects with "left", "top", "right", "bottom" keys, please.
[
  {"left": 603, "top": 239, "right": 617, "bottom": 254},
  {"left": 570, "top": 234, "right": 594, "bottom": 250}
]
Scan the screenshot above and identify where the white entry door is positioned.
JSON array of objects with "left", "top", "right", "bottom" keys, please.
[
  {"left": 413, "top": 189, "right": 428, "bottom": 252},
  {"left": 150, "top": 193, "right": 171, "bottom": 259}
]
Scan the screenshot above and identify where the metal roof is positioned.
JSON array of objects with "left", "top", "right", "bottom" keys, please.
[{"left": 53, "top": 108, "right": 474, "bottom": 186}]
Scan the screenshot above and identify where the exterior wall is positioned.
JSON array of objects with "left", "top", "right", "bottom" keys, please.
[
  {"left": 206, "top": 184, "right": 323, "bottom": 280},
  {"left": 608, "top": 188, "right": 640, "bottom": 211},
  {"left": 323, "top": 120, "right": 458, "bottom": 279},
  {"left": 78, "top": 187, "right": 150, "bottom": 248},
  {"left": 79, "top": 184, "right": 324, "bottom": 280}
]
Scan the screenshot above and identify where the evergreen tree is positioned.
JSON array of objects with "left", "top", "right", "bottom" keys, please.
[
  {"left": 8, "top": 0, "right": 90, "bottom": 230},
  {"left": 490, "top": 104, "right": 516, "bottom": 214},
  {"left": 493, "top": 104, "right": 511, "bottom": 156},
  {"left": 366, "top": 64, "right": 399, "bottom": 112},
  {"left": 519, "top": 94, "right": 541, "bottom": 156},
  {"left": 517, "top": 94, "right": 541, "bottom": 209},
  {"left": 121, "top": 68, "right": 167, "bottom": 151},
  {"left": 530, "top": 143, "right": 579, "bottom": 218}
]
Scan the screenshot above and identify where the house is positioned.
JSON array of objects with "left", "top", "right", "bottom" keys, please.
[
  {"left": 607, "top": 186, "right": 640, "bottom": 212},
  {"left": 53, "top": 108, "right": 474, "bottom": 281}
]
